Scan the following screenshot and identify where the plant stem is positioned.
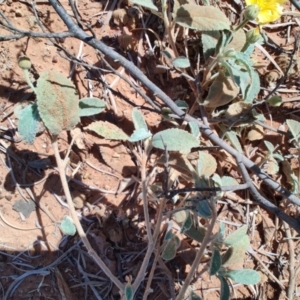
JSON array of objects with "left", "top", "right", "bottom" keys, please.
[
  {"left": 176, "top": 202, "right": 218, "bottom": 300},
  {"left": 132, "top": 152, "right": 154, "bottom": 293},
  {"left": 51, "top": 136, "right": 124, "bottom": 291}
]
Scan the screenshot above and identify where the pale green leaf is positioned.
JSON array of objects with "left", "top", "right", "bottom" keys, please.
[
  {"left": 152, "top": 128, "right": 200, "bottom": 154},
  {"left": 224, "top": 225, "right": 248, "bottom": 246},
  {"left": 222, "top": 235, "right": 250, "bottom": 267},
  {"left": 175, "top": 4, "right": 230, "bottom": 31},
  {"left": 59, "top": 216, "right": 76, "bottom": 236},
  {"left": 85, "top": 121, "right": 128, "bottom": 140},
  {"left": 225, "top": 269, "right": 261, "bottom": 285},
  {"left": 79, "top": 97, "right": 106, "bottom": 117},
  {"left": 286, "top": 119, "right": 300, "bottom": 140},
  {"left": 197, "top": 199, "right": 212, "bottom": 218},
  {"left": 225, "top": 131, "right": 243, "bottom": 153},
  {"left": 222, "top": 176, "right": 239, "bottom": 187},
  {"left": 18, "top": 103, "right": 40, "bottom": 144},
  {"left": 128, "top": 128, "right": 152, "bottom": 142},
  {"left": 181, "top": 210, "right": 193, "bottom": 232},
  {"left": 132, "top": 108, "right": 148, "bottom": 131},
  {"left": 36, "top": 70, "right": 80, "bottom": 136},
  {"left": 197, "top": 152, "right": 217, "bottom": 177},
  {"left": 130, "top": 0, "right": 158, "bottom": 11},
  {"left": 172, "top": 56, "right": 190, "bottom": 68},
  {"left": 189, "top": 121, "right": 200, "bottom": 138}
]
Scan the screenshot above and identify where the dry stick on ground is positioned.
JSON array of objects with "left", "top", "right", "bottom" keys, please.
[{"left": 284, "top": 222, "right": 299, "bottom": 299}]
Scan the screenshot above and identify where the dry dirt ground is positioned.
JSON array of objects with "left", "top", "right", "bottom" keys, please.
[{"left": 0, "top": 0, "right": 299, "bottom": 299}]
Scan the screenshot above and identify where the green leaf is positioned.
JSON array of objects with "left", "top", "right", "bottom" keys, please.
[
  {"left": 175, "top": 100, "right": 189, "bottom": 110},
  {"left": 224, "top": 226, "right": 248, "bottom": 246},
  {"left": 172, "top": 56, "right": 190, "bottom": 68},
  {"left": 225, "top": 131, "right": 243, "bottom": 153},
  {"left": 18, "top": 103, "right": 40, "bottom": 144},
  {"left": 221, "top": 176, "right": 239, "bottom": 187},
  {"left": 125, "top": 283, "right": 134, "bottom": 300},
  {"left": 197, "top": 199, "right": 212, "bottom": 218},
  {"left": 222, "top": 235, "right": 250, "bottom": 267},
  {"left": 36, "top": 70, "right": 80, "bottom": 136},
  {"left": 181, "top": 210, "right": 193, "bottom": 233},
  {"left": 130, "top": 0, "right": 158, "bottom": 11},
  {"left": 203, "top": 70, "right": 239, "bottom": 108},
  {"left": 184, "top": 224, "right": 206, "bottom": 243},
  {"left": 175, "top": 4, "right": 230, "bottom": 31},
  {"left": 85, "top": 121, "right": 129, "bottom": 140},
  {"left": 267, "top": 95, "right": 282, "bottom": 107},
  {"left": 164, "top": 229, "right": 175, "bottom": 241},
  {"left": 218, "top": 276, "right": 230, "bottom": 300},
  {"left": 244, "top": 70, "right": 260, "bottom": 103},
  {"left": 59, "top": 216, "right": 76, "bottom": 236},
  {"left": 173, "top": 210, "right": 188, "bottom": 224},
  {"left": 79, "top": 97, "right": 106, "bottom": 117},
  {"left": 264, "top": 140, "right": 275, "bottom": 154},
  {"left": 128, "top": 128, "right": 152, "bottom": 142},
  {"left": 152, "top": 128, "right": 199, "bottom": 154},
  {"left": 197, "top": 152, "right": 217, "bottom": 177},
  {"left": 225, "top": 269, "right": 261, "bottom": 285},
  {"left": 189, "top": 122, "right": 200, "bottom": 138},
  {"left": 282, "top": 160, "right": 299, "bottom": 194},
  {"left": 286, "top": 119, "right": 300, "bottom": 140},
  {"left": 202, "top": 31, "right": 219, "bottom": 60},
  {"left": 210, "top": 248, "right": 222, "bottom": 275},
  {"left": 132, "top": 108, "right": 148, "bottom": 131},
  {"left": 161, "top": 235, "right": 180, "bottom": 260}
]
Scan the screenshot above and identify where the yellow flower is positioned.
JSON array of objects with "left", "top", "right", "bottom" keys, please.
[{"left": 245, "top": 0, "right": 286, "bottom": 24}]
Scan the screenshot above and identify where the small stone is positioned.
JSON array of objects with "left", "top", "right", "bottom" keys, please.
[
  {"left": 5, "top": 193, "right": 12, "bottom": 201},
  {"left": 15, "top": 9, "right": 22, "bottom": 17},
  {"left": 52, "top": 56, "right": 58, "bottom": 63},
  {"left": 72, "top": 192, "right": 86, "bottom": 209}
]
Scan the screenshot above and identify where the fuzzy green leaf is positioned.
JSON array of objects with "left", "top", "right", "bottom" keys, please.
[
  {"left": 221, "top": 176, "right": 239, "bottom": 187},
  {"left": 36, "top": 70, "right": 80, "bottom": 136},
  {"left": 132, "top": 108, "right": 148, "bottom": 131},
  {"left": 85, "top": 121, "right": 129, "bottom": 140},
  {"left": 225, "top": 269, "right": 261, "bottom": 285},
  {"left": 222, "top": 235, "right": 250, "bottom": 267},
  {"left": 267, "top": 95, "right": 282, "bottom": 107},
  {"left": 175, "top": 4, "right": 230, "bottom": 31},
  {"left": 172, "top": 56, "right": 190, "bottom": 68},
  {"left": 197, "top": 152, "right": 217, "bottom": 177},
  {"left": 224, "top": 226, "right": 248, "bottom": 246},
  {"left": 162, "top": 235, "right": 180, "bottom": 260},
  {"left": 128, "top": 128, "right": 152, "bottom": 142},
  {"left": 130, "top": 0, "right": 158, "bottom": 11},
  {"left": 79, "top": 97, "right": 106, "bottom": 117},
  {"left": 210, "top": 248, "right": 222, "bottom": 275},
  {"left": 264, "top": 140, "right": 275, "bottom": 154},
  {"left": 152, "top": 128, "right": 199, "bottom": 154},
  {"left": 18, "top": 103, "right": 40, "bottom": 144},
  {"left": 189, "top": 121, "right": 200, "bottom": 138},
  {"left": 225, "top": 131, "right": 243, "bottom": 153},
  {"left": 286, "top": 119, "right": 300, "bottom": 140},
  {"left": 59, "top": 216, "right": 76, "bottom": 236}
]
